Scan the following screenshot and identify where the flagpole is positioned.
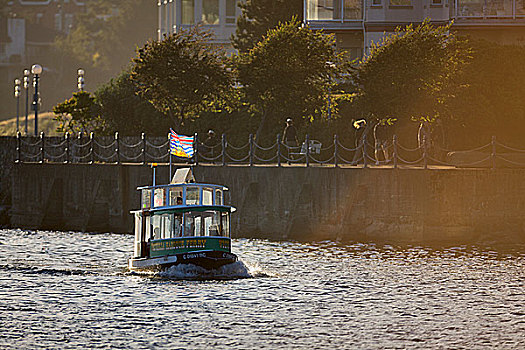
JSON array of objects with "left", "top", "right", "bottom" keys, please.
[{"left": 168, "top": 132, "right": 172, "bottom": 182}]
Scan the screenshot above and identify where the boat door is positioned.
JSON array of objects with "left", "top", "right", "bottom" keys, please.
[{"left": 134, "top": 212, "right": 148, "bottom": 258}]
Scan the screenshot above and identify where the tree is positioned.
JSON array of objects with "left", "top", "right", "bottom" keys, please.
[
  {"left": 130, "top": 27, "right": 231, "bottom": 130},
  {"left": 353, "top": 20, "right": 471, "bottom": 129},
  {"left": 53, "top": 91, "right": 105, "bottom": 134},
  {"left": 94, "top": 71, "right": 171, "bottom": 136},
  {"left": 446, "top": 39, "right": 525, "bottom": 148},
  {"left": 235, "top": 18, "right": 351, "bottom": 141},
  {"left": 232, "top": 0, "right": 303, "bottom": 53}
]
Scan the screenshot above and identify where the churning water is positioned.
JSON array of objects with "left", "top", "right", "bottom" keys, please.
[{"left": 1, "top": 229, "right": 524, "bottom": 349}]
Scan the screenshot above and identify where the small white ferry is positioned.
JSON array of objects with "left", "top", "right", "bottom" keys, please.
[{"left": 129, "top": 167, "right": 238, "bottom": 272}]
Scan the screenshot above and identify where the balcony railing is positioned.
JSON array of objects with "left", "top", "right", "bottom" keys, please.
[
  {"left": 453, "top": 0, "right": 525, "bottom": 19},
  {"left": 306, "top": 0, "right": 363, "bottom": 21}
]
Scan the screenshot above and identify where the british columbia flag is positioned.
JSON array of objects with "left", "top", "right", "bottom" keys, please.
[{"left": 169, "top": 129, "right": 194, "bottom": 158}]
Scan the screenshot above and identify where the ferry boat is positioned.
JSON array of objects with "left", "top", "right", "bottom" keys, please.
[{"left": 128, "top": 167, "right": 238, "bottom": 272}]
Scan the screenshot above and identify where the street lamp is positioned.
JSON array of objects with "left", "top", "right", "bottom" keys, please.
[
  {"left": 14, "top": 78, "right": 21, "bottom": 132},
  {"left": 77, "top": 68, "right": 85, "bottom": 91},
  {"left": 23, "top": 69, "right": 30, "bottom": 135},
  {"left": 31, "top": 64, "right": 43, "bottom": 137}
]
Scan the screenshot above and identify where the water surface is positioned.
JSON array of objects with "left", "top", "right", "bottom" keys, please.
[{"left": 1, "top": 229, "right": 524, "bottom": 349}]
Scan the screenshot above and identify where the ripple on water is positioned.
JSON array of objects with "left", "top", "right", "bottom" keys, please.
[{"left": 1, "top": 229, "right": 525, "bottom": 349}]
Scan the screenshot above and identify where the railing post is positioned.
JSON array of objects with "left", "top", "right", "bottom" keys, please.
[
  {"left": 393, "top": 135, "right": 398, "bottom": 169},
  {"left": 115, "top": 131, "right": 120, "bottom": 164},
  {"left": 90, "top": 132, "right": 94, "bottom": 164},
  {"left": 363, "top": 133, "right": 368, "bottom": 168},
  {"left": 65, "top": 132, "right": 70, "bottom": 163},
  {"left": 334, "top": 134, "right": 338, "bottom": 167},
  {"left": 142, "top": 132, "right": 146, "bottom": 164},
  {"left": 492, "top": 135, "right": 497, "bottom": 169},
  {"left": 40, "top": 131, "right": 45, "bottom": 163},
  {"left": 193, "top": 133, "right": 198, "bottom": 166},
  {"left": 423, "top": 135, "right": 428, "bottom": 169},
  {"left": 305, "top": 134, "right": 310, "bottom": 167},
  {"left": 277, "top": 134, "right": 281, "bottom": 167},
  {"left": 221, "top": 133, "right": 226, "bottom": 166},
  {"left": 16, "top": 131, "right": 21, "bottom": 163},
  {"left": 77, "top": 132, "right": 83, "bottom": 163},
  {"left": 249, "top": 134, "right": 254, "bottom": 166}
]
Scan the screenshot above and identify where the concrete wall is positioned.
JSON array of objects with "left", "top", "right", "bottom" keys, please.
[{"left": 9, "top": 163, "right": 525, "bottom": 244}]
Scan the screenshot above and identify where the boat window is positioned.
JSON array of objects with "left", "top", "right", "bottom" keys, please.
[
  {"left": 151, "top": 215, "right": 161, "bottom": 239},
  {"left": 161, "top": 214, "right": 172, "bottom": 239},
  {"left": 169, "top": 187, "right": 183, "bottom": 206},
  {"left": 186, "top": 187, "right": 200, "bottom": 205},
  {"left": 215, "top": 189, "right": 223, "bottom": 205},
  {"left": 142, "top": 189, "right": 151, "bottom": 209},
  {"left": 183, "top": 213, "right": 193, "bottom": 236},
  {"left": 203, "top": 210, "right": 221, "bottom": 236},
  {"left": 203, "top": 188, "right": 213, "bottom": 205},
  {"left": 221, "top": 212, "right": 230, "bottom": 238},
  {"left": 173, "top": 214, "right": 183, "bottom": 237},
  {"left": 154, "top": 188, "right": 166, "bottom": 207}
]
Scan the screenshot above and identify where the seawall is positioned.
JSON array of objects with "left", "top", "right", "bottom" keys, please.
[{"left": 9, "top": 163, "right": 525, "bottom": 244}]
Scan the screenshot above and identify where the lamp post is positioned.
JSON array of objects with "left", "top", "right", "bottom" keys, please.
[
  {"left": 23, "top": 69, "right": 30, "bottom": 135},
  {"left": 14, "top": 78, "right": 21, "bottom": 132},
  {"left": 31, "top": 64, "right": 43, "bottom": 137},
  {"left": 77, "top": 68, "right": 85, "bottom": 91}
]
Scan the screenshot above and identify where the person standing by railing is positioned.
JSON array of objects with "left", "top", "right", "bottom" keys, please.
[
  {"left": 282, "top": 118, "right": 299, "bottom": 164},
  {"left": 202, "top": 129, "right": 217, "bottom": 159}
]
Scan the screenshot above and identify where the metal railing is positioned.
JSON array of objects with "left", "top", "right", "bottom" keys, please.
[{"left": 14, "top": 131, "right": 525, "bottom": 168}]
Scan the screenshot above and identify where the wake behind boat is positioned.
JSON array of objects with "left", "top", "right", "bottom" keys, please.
[{"left": 128, "top": 167, "right": 238, "bottom": 272}]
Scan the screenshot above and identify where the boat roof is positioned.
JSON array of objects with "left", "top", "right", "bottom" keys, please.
[
  {"left": 137, "top": 182, "right": 228, "bottom": 191},
  {"left": 131, "top": 205, "right": 236, "bottom": 215},
  {"left": 138, "top": 166, "right": 228, "bottom": 191}
]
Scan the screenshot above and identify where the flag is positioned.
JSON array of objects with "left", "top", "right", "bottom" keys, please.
[{"left": 170, "top": 129, "right": 194, "bottom": 158}]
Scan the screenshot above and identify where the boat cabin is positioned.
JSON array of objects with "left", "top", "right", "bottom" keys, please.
[{"left": 132, "top": 182, "right": 235, "bottom": 259}]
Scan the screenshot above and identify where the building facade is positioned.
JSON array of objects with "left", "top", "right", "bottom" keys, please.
[
  {"left": 7, "top": 0, "right": 87, "bottom": 35},
  {"left": 305, "top": 0, "right": 525, "bottom": 59},
  {"left": 157, "top": 0, "right": 240, "bottom": 49}
]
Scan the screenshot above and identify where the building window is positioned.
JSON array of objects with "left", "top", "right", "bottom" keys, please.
[
  {"left": 306, "top": 0, "right": 341, "bottom": 20},
  {"left": 431, "top": 0, "right": 442, "bottom": 4},
  {"left": 344, "top": 0, "right": 362, "bottom": 19},
  {"left": 202, "top": 0, "right": 219, "bottom": 25},
  {"left": 64, "top": 14, "right": 74, "bottom": 34},
  {"left": 181, "top": 0, "right": 194, "bottom": 25},
  {"left": 518, "top": 0, "right": 525, "bottom": 16},
  {"left": 372, "top": 0, "right": 382, "bottom": 5},
  {"left": 457, "top": 0, "right": 513, "bottom": 17},
  {"left": 389, "top": 0, "right": 411, "bottom": 5},
  {"left": 226, "top": 0, "right": 237, "bottom": 24},
  {"left": 54, "top": 13, "right": 62, "bottom": 31}
]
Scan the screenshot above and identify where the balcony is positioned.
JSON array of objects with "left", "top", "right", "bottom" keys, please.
[
  {"left": 453, "top": 0, "right": 525, "bottom": 19},
  {"left": 305, "top": 0, "right": 364, "bottom": 21}
]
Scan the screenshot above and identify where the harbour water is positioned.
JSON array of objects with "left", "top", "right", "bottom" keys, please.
[{"left": 1, "top": 229, "right": 524, "bottom": 349}]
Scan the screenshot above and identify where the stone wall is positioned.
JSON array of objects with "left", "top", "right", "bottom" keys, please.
[{"left": 9, "top": 163, "right": 525, "bottom": 244}]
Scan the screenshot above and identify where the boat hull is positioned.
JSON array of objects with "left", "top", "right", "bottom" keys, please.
[{"left": 129, "top": 250, "right": 238, "bottom": 272}]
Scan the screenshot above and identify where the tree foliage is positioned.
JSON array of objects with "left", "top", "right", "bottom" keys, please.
[
  {"left": 446, "top": 39, "right": 525, "bottom": 147},
  {"left": 53, "top": 91, "right": 105, "bottom": 134},
  {"left": 131, "top": 27, "right": 231, "bottom": 130},
  {"left": 94, "top": 71, "right": 171, "bottom": 136},
  {"left": 353, "top": 20, "right": 472, "bottom": 127},
  {"left": 232, "top": 0, "right": 303, "bottom": 52},
  {"left": 235, "top": 18, "right": 351, "bottom": 140}
]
